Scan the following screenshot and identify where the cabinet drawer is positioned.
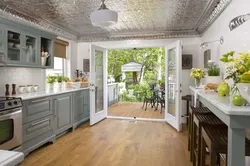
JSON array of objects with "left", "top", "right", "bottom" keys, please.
[
  {"left": 23, "top": 97, "right": 53, "bottom": 124},
  {"left": 23, "top": 115, "right": 54, "bottom": 143}
]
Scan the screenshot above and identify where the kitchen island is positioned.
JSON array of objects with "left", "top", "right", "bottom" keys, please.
[{"left": 190, "top": 86, "right": 250, "bottom": 166}]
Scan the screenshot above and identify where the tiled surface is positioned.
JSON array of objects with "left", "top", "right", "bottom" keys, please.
[
  {"left": 0, "top": 67, "right": 45, "bottom": 94},
  {"left": 0, "top": 0, "right": 231, "bottom": 41}
]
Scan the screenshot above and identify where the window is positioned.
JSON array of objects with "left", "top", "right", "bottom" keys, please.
[{"left": 46, "top": 39, "right": 71, "bottom": 84}]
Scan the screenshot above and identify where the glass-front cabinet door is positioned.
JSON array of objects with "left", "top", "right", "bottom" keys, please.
[
  {"left": 25, "top": 34, "right": 39, "bottom": 66},
  {"left": 7, "top": 29, "right": 22, "bottom": 64}
]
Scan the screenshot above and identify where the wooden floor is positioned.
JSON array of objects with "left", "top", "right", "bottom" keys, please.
[
  {"left": 19, "top": 119, "right": 191, "bottom": 166},
  {"left": 108, "top": 102, "right": 165, "bottom": 119}
]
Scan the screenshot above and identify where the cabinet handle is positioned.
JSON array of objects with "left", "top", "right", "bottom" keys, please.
[
  {"left": 54, "top": 99, "right": 57, "bottom": 118},
  {"left": 31, "top": 98, "right": 49, "bottom": 104},
  {"left": 30, "top": 118, "right": 49, "bottom": 126}
]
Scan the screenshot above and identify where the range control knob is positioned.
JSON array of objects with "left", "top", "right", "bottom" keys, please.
[
  {"left": 14, "top": 101, "right": 18, "bottom": 105},
  {"left": 8, "top": 102, "right": 12, "bottom": 106}
]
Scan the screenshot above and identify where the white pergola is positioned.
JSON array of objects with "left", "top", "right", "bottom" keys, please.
[{"left": 121, "top": 61, "right": 142, "bottom": 80}]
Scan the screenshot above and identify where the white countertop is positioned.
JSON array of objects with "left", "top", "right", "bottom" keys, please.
[
  {"left": 0, "top": 150, "right": 24, "bottom": 166},
  {"left": 189, "top": 86, "right": 250, "bottom": 116},
  {"left": 4, "top": 87, "right": 89, "bottom": 100}
]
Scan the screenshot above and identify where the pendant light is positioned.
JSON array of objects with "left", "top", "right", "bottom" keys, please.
[{"left": 90, "top": 0, "right": 118, "bottom": 27}]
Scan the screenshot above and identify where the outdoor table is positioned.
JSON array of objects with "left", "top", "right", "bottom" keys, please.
[{"left": 190, "top": 86, "right": 250, "bottom": 166}]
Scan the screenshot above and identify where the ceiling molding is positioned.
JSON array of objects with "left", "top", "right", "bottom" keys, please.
[
  {"left": 0, "top": 8, "right": 77, "bottom": 41},
  {"left": 197, "top": 0, "right": 232, "bottom": 34},
  {"left": 77, "top": 31, "right": 200, "bottom": 42}
]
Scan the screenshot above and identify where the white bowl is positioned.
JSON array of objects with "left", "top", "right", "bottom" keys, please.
[
  {"left": 237, "top": 83, "right": 250, "bottom": 104},
  {"left": 8, "top": 42, "right": 14, "bottom": 47}
]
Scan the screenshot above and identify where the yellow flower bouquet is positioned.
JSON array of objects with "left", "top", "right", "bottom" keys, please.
[{"left": 190, "top": 68, "right": 205, "bottom": 88}]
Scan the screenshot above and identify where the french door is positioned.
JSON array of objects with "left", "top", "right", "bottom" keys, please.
[
  {"left": 165, "top": 40, "right": 182, "bottom": 131},
  {"left": 89, "top": 45, "right": 108, "bottom": 125}
]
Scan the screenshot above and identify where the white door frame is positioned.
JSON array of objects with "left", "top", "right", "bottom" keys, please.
[
  {"left": 95, "top": 42, "right": 183, "bottom": 131},
  {"left": 89, "top": 44, "right": 108, "bottom": 125}
]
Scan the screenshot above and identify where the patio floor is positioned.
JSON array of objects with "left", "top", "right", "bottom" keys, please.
[{"left": 108, "top": 102, "right": 165, "bottom": 119}]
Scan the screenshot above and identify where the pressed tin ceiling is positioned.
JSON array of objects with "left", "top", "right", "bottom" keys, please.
[{"left": 0, "top": 0, "right": 231, "bottom": 42}]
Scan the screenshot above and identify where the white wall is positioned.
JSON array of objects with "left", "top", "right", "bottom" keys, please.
[{"left": 201, "top": 0, "right": 250, "bottom": 64}]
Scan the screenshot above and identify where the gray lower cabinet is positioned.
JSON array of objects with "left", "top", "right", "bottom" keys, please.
[
  {"left": 54, "top": 94, "right": 73, "bottom": 135},
  {"left": 22, "top": 97, "right": 53, "bottom": 124},
  {"left": 22, "top": 97, "right": 55, "bottom": 156},
  {"left": 21, "top": 90, "right": 90, "bottom": 156},
  {"left": 73, "top": 90, "right": 90, "bottom": 129},
  {"left": 84, "top": 90, "right": 90, "bottom": 119}
]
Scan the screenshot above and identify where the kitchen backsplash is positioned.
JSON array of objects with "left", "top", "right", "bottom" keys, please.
[{"left": 0, "top": 67, "right": 45, "bottom": 94}]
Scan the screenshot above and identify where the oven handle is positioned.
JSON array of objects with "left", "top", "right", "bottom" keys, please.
[{"left": 0, "top": 109, "right": 22, "bottom": 120}]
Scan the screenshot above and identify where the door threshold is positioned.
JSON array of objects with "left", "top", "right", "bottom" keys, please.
[{"left": 107, "top": 116, "right": 166, "bottom": 122}]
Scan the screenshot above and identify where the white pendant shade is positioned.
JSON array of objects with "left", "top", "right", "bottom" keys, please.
[{"left": 90, "top": 9, "right": 118, "bottom": 27}]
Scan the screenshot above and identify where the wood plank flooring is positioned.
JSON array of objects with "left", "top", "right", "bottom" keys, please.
[
  {"left": 108, "top": 102, "right": 165, "bottom": 119},
  {"left": 19, "top": 119, "right": 191, "bottom": 166}
]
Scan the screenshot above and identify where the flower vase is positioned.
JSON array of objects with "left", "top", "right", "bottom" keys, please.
[
  {"left": 195, "top": 78, "right": 201, "bottom": 88},
  {"left": 41, "top": 57, "right": 47, "bottom": 66}
]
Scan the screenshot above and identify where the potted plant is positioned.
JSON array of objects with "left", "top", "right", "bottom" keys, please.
[
  {"left": 47, "top": 75, "right": 56, "bottom": 90},
  {"left": 158, "top": 79, "right": 165, "bottom": 89},
  {"left": 56, "top": 75, "right": 65, "bottom": 89},
  {"left": 190, "top": 68, "right": 205, "bottom": 88},
  {"left": 206, "top": 60, "right": 221, "bottom": 84},
  {"left": 220, "top": 51, "right": 250, "bottom": 106}
]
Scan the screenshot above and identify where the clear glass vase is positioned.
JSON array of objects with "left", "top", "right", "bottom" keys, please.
[{"left": 195, "top": 78, "right": 201, "bottom": 88}]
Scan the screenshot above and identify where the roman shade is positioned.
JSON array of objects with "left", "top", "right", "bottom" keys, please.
[{"left": 54, "top": 39, "right": 69, "bottom": 59}]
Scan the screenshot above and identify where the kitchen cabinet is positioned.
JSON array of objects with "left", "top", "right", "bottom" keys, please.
[
  {"left": 0, "top": 24, "right": 6, "bottom": 63},
  {"left": 0, "top": 18, "right": 56, "bottom": 68},
  {"left": 84, "top": 90, "right": 90, "bottom": 119},
  {"left": 21, "top": 89, "right": 89, "bottom": 156},
  {"left": 22, "top": 97, "right": 55, "bottom": 156},
  {"left": 54, "top": 94, "right": 73, "bottom": 135},
  {"left": 5, "top": 27, "right": 41, "bottom": 67},
  {"left": 73, "top": 90, "right": 90, "bottom": 129},
  {"left": 22, "top": 97, "right": 53, "bottom": 124}
]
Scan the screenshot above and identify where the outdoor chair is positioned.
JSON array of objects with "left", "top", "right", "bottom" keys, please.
[{"left": 141, "top": 90, "right": 155, "bottom": 111}]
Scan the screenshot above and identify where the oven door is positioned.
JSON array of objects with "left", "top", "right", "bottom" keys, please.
[{"left": 0, "top": 109, "right": 22, "bottom": 150}]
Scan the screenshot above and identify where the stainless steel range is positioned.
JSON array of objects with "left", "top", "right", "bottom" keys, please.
[{"left": 0, "top": 97, "right": 22, "bottom": 150}]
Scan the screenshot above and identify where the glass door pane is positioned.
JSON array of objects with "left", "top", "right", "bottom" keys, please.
[
  {"left": 25, "top": 35, "right": 36, "bottom": 63},
  {"left": 7, "top": 30, "right": 21, "bottom": 62},
  {"left": 165, "top": 40, "right": 182, "bottom": 131},
  {"left": 167, "top": 48, "right": 176, "bottom": 117},
  {"left": 90, "top": 44, "right": 107, "bottom": 126},
  {"left": 95, "top": 50, "right": 104, "bottom": 113}
]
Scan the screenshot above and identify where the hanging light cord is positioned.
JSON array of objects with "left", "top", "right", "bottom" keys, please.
[{"left": 99, "top": 0, "right": 108, "bottom": 10}]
